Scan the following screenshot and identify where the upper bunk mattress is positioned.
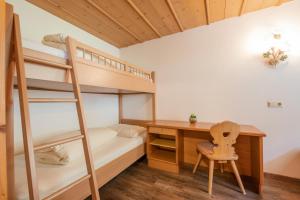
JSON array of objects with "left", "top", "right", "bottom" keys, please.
[{"left": 15, "top": 130, "right": 146, "bottom": 200}]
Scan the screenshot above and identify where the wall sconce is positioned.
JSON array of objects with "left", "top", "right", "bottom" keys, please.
[{"left": 262, "top": 33, "right": 288, "bottom": 67}]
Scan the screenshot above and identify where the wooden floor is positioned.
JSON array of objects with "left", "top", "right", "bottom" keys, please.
[{"left": 91, "top": 157, "right": 300, "bottom": 200}]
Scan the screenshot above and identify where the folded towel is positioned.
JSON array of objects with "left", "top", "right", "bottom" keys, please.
[
  {"left": 35, "top": 145, "right": 69, "bottom": 165},
  {"left": 42, "top": 33, "right": 67, "bottom": 51},
  {"left": 43, "top": 33, "right": 66, "bottom": 43}
]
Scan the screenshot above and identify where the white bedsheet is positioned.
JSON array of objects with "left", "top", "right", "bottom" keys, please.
[
  {"left": 15, "top": 133, "right": 146, "bottom": 200},
  {"left": 22, "top": 38, "right": 67, "bottom": 59}
]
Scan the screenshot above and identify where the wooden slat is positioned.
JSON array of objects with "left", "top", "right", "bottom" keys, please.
[
  {"left": 129, "top": 0, "right": 180, "bottom": 36},
  {"left": 85, "top": 0, "right": 142, "bottom": 43},
  {"left": 166, "top": 0, "right": 184, "bottom": 31},
  {"left": 240, "top": 0, "right": 248, "bottom": 15},
  {"left": 0, "top": 1, "right": 8, "bottom": 199},
  {"left": 43, "top": 175, "right": 91, "bottom": 200},
  {"left": 262, "top": 0, "right": 280, "bottom": 8},
  {"left": 126, "top": 0, "right": 162, "bottom": 37},
  {"left": 14, "top": 14, "right": 40, "bottom": 200},
  {"left": 209, "top": 0, "right": 226, "bottom": 23},
  {"left": 4, "top": 3, "right": 15, "bottom": 200},
  {"left": 170, "top": 0, "right": 207, "bottom": 29},
  {"left": 118, "top": 94, "right": 123, "bottom": 123},
  {"left": 277, "top": 0, "right": 283, "bottom": 5},
  {"left": 66, "top": 37, "right": 100, "bottom": 200},
  {"left": 34, "top": 135, "right": 84, "bottom": 151},
  {"left": 151, "top": 72, "right": 156, "bottom": 121},
  {"left": 28, "top": 98, "right": 78, "bottom": 103},
  {"left": 24, "top": 56, "right": 72, "bottom": 69},
  {"left": 0, "top": 0, "right": 5, "bottom": 127},
  {"left": 225, "top": 0, "right": 244, "bottom": 18},
  {"left": 205, "top": 0, "right": 211, "bottom": 24},
  {"left": 6, "top": 59, "right": 15, "bottom": 200},
  {"left": 243, "top": 0, "right": 263, "bottom": 13}
]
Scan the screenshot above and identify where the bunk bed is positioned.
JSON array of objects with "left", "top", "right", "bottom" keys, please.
[
  {"left": 22, "top": 38, "right": 155, "bottom": 94},
  {"left": 2, "top": 3, "right": 156, "bottom": 200}
]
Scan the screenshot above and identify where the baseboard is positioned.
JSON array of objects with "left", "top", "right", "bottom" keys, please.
[{"left": 264, "top": 172, "right": 300, "bottom": 184}]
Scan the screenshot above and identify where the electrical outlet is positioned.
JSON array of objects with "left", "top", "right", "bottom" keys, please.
[{"left": 267, "top": 101, "right": 283, "bottom": 108}]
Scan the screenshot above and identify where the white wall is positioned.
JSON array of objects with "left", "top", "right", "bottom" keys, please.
[
  {"left": 14, "top": 90, "right": 118, "bottom": 154},
  {"left": 6, "top": 0, "right": 120, "bottom": 152},
  {"left": 121, "top": 1, "right": 300, "bottom": 179}
]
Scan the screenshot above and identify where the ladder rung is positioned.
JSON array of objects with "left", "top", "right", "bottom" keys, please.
[
  {"left": 0, "top": 125, "right": 5, "bottom": 130},
  {"left": 24, "top": 56, "right": 72, "bottom": 69},
  {"left": 34, "top": 135, "right": 84, "bottom": 151},
  {"left": 28, "top": 98, "right": 78, "bottom": 103},
  {"left": 42, "top": 174, "right": 91, "bottom": 200}
]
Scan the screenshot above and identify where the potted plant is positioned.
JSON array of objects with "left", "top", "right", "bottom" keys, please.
[{"left": 189, "top": 114, "right": 197, "bottom": 124}]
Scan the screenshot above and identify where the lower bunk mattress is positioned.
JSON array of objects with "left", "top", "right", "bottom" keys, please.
[{"left": 15, "top": 132, "right": 146, "bottom": 200}]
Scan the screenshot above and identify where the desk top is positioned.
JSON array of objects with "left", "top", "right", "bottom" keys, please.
[{"left": 146, "top": 120, "right": 266, "bottom": 137}]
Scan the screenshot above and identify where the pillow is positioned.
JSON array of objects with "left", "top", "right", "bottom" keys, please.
[
  {"left": 88, "top": 127, "right": 118, "bottom": 149},
  {"left": 67, "top": 127, "right": 118, "bottom": 161},
  {"left": 109, "top": 124, "right": 146, "bottom": 138}
]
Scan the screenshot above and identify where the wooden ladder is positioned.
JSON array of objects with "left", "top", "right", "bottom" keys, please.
[{"left": 12, "top": 14, "right": 100, "bottom": 200}]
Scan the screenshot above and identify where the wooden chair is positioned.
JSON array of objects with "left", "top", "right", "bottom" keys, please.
[{"left": 192, "top": 121, "right": 246, "bottom": 195}]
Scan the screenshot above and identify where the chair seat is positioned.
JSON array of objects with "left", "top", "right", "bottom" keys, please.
[
  {"left": 197, "top": 141, "right": 215, "bottom": 155},
  {"left": 197, "top": 141, "right": 238, "bottom": 160}
]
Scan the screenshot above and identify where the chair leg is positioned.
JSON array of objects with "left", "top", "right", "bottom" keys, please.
[
  {"left": 220, "top": 163, "right": 224, "bottom": 173},
  {"left": 230, "top": 160, "right": 246, "bottom": 195},
  {"left": 208, "top": 160, "right": 214, "bottom": 195},
  {"left": 193, "top": 153, "right": 202, "bottom": 174}
]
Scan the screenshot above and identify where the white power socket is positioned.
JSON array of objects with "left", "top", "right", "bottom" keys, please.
[{"left": 267, "top": 101, "right": 283, "bottom": 108}]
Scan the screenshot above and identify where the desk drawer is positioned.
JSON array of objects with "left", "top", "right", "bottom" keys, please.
[{"left": 148, "top": 127, "right": 177, "bottom": 136}]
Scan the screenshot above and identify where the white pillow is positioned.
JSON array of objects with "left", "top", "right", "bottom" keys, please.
[
  {"left": 109, "top": 124, "right": 146, "bottom": 138},
  {"left": 62, "top": 127, "right": 118, "bottom": 161}
]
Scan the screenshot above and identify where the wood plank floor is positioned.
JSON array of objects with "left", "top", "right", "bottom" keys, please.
[{"left": 95, "top": 157, "right": 300, "bottom": 200}]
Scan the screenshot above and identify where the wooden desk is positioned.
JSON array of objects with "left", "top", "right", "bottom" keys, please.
[{"left": 146, "top": 120, "right": 266, "bottom": 194}]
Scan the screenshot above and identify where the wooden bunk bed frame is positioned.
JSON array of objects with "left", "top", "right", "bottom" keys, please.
[{"left": 1, "top": 3, "right": 155, "bottom": 200}]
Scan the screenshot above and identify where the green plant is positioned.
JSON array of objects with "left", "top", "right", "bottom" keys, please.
[{"left": 190, "top": 114, "right": 196, "bottom": 118}]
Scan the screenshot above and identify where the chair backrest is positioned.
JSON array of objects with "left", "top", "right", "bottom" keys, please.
[{"left": 210, "top": 121, "right": 240, "bottom": 158}]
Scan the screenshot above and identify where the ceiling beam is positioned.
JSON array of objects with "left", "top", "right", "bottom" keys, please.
[
  {"left": 85, "top": 0, "right": 142, "bottom": 43},
  {"left": 205, "top": 0, "right": 211, "bottom": 25},
  {"left": 126, "top": 0, "right": 162, "bottom": 38},
  {"left": 240, "top": 0, "right": 248, "bottom": 16},
  {"left": 165, "top": 0, "right": 184, "bottom": 32}
]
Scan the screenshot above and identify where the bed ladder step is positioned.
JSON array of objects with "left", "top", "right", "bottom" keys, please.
[
  {"left": 28, "top": 98, "right": 78, "bottom": 103},
  {"left": 34, "top": 135, "right": 84, "bottom": 151},
  {"left": 42, "top": 174, "right": 91, "bottom": 200},
  {"left": 24, "top": 56, "right": 73, "bottom": 69},
  {"left": 13, "top": 14, "right": 100, "bottom": 200}
]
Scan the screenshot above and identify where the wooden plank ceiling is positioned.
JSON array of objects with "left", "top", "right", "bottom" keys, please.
[{"left": 26, "top": 0, "right": 291, "bottom": 48}]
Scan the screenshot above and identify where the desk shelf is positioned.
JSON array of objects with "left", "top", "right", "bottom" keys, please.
[
  {"left": 147, "top": 127, "right": 179, "bottom": 173},
  {"left": 150, "top": 138, "right": 176, "bottom": 149},
  {"left": 149, "top": 148, "right": 176, "bottom": 164}
]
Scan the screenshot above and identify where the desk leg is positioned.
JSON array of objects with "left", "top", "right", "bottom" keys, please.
[{"left": 251, "top": 137, "right": 264, "bottom": 194}]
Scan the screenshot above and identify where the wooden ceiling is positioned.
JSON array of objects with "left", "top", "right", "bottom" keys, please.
[{"left": 26, "top": 0, "right": 291, "bottom": 48}]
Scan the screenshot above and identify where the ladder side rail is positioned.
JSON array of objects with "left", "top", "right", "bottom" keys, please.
[
  {"left": 13, "top": 14, "right": 40, "bottom": 200},
  {"left": 66, "top": 37, "right": 100, "bottom": 200}
]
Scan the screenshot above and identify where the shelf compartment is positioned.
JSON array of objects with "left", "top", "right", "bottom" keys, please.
[
  {"left": 150, "top": 138, "right": 176, "bottom": 149},
  {"left": 149, "top": 148, "right": 176, "bottom": 164}
]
